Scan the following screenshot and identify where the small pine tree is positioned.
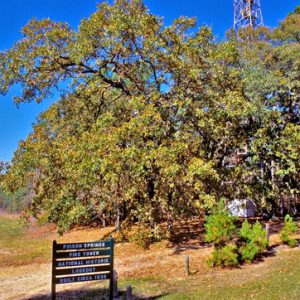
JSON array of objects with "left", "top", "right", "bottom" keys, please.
[
  {"left": 210, "top": 244, "right": 239, "bottom": 267},
  {"left": 238, "top": 220, "right": 268, "bottom": 262},
  {"left": 205, "top": 202, "right": 238, "bottom": 267},
  {"left": 280, "top": 215, "right": 298, "bottom": 248},
  {"left": 205, "top": 202, "right": 237, "bottom": 248}
]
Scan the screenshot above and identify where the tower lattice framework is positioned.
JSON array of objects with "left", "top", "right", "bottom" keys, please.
[{"left": 234, "top": 0, "right": 263, "bottom": 30}]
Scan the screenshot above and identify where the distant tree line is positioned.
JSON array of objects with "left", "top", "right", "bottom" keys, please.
[{"left": 0, "top": 1, "right": 299, "bottom": 233}]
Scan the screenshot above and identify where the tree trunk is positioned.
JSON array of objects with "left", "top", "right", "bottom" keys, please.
[{"left": 116, "top": 206, "right": 121, "bottom": 232}]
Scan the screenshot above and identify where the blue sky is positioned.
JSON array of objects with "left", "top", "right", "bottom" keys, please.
[{"left": 0, "top": 0, "right": 298, "bottom": 162}]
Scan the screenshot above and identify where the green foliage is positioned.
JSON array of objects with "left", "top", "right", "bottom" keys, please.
[
  {"left": 238, "top": 242, "right": 260, "bottom": 263},
  {"left": 48, "top": 198, "right": 92, "bottom": 235},
  {"left": 205, "top": 210, "right": 268, "bottom": 267},
  {"left": 234, "top": 9, "right": 300, "bottom": 215},
  {"left": 0, "top": 189, "right": 30, "bottom": 213},
  {"left": 209, "top": 244, "right": 239, "bottom": 268},
  {"left": 130, "top": 224, "right": 166, "bottom": 249},
  {"left": 130, "top": 226, "right": 153, "bottom": 250},
  {"left": 205, "top": 206, "right": 239, "bottom": 267},
  {"left": 205, "top": 204, "right": 237, "bottom": 246},
  {"left": 280, "top": 215, "right": 298, "bottom": 247},
  {"left": 238, "top": 220, "right": 268, "bottom": 262}
]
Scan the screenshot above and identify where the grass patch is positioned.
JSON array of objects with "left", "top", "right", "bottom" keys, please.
[
  {"left": 119, "top": 250, "right": 300, "bottom": 300},
  {"left": 0, "top": 216, "right": 23, "bottom": 240},
  {"left": 0, "top": 216, "right": 51, "bottom": 267},
  {"left": 1, "top": 214, "right": 300, "bottom": 299}
]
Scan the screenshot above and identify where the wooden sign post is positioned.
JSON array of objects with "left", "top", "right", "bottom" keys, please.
[{"left": 51, "top": 237, "right": 114, "bottom": 300}]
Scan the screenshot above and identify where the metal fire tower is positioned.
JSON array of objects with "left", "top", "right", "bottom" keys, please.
[{"left": 234, "top": 0, "right": 264, "bottom": 30}]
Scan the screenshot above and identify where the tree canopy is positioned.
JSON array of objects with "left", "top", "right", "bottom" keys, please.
[{"left": 0, "top": 0, "right": 299, "bottom": 233}]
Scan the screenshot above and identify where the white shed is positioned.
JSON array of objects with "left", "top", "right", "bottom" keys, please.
[{"left": 227, "top": 199, "right": 256, "bottom": 217}]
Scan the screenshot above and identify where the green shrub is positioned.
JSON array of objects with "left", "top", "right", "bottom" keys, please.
[
  {"left": 130, "top": 226, "right": 153, "bottom": 249},
  {"left": 204, "top": 202, "right": 271, "bottom": 267},
  {"left": 251, "top": 222, "right": 268, "bottom": 251},
  {"left": 209, "top": 244, "right": 239, "bottom": 267},
  {"left": 280, "top": 215, "right": 298, "bottom": 247},
  {"left": 152, "top": 224, "right": 166, "bottom": 242},
  {"left": 205, "top": 204, "right": 238, "bottom": 267},
  {"left": 238, "top": 220, "right": 268, "bottom": 262},
  {"left": 240, "top": 220, "right": 268, "bottom": 251},
  {"left": 238, "top": 241, "right": 259, "bottom": 262},
  {"left": 205, "top": 212, "right": 237, "bottom": 247},
  {"left": 130, "top": 224, "right": 166, "bottom": 249}
]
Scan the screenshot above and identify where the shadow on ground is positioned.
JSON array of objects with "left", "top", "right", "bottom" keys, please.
[
  {"left": 166, "top": 218, "right": 211, "bottom": 254},
  {"left": 24, "top": 287, "right": 167, "bottom": 300},
  {"left": 158, "top": 217, "right": 291, "bottom": 254}
]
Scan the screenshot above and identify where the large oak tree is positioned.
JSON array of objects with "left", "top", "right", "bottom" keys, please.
[{"left": 1, "top": 1, "right": 299, "bottom": 232}]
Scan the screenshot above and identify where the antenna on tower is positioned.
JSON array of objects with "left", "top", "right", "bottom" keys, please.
[{"left": 234, "top": 0, "right": 264, "bottom": 30}]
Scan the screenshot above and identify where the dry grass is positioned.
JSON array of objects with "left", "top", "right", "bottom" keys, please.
[{"left": 1, "top": 212, "right": 300, "bottom": 299}]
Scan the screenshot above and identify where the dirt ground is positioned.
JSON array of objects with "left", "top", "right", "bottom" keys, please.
[
  {"left": 0, "top": 221, "right": 212, "bottom": 299},
  {"left": 0, "top": 215, "right": 299, "bottom": 300}
]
